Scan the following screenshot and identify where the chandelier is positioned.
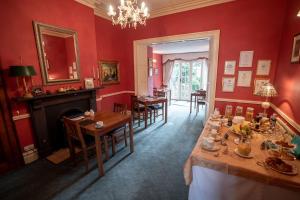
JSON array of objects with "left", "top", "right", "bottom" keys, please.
[{"left": 107, "top": 0, "right": 150, "bottom": 29}]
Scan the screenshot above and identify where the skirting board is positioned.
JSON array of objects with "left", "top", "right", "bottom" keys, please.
[{"left": 12, "top": 90, "right": 135, "bottom": 121}]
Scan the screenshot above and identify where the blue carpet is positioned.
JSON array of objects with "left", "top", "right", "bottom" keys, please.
[{"left": 0, "top": 102, "right": 204, "bottom": 200}]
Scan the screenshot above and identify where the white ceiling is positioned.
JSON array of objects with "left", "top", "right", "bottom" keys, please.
[
  {"left": 152, "top": 39, "right": 209, "bottom": 54},
  {"left": 75, "top": 0, "right": 235, "bottom": 19}
]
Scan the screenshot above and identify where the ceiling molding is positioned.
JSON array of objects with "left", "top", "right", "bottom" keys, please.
[
  {"left": 150, "top": 0, "right": 235, "bottom": 18},
  {"left": 75, "top": 0, "right": 235, "bottom": 20}
]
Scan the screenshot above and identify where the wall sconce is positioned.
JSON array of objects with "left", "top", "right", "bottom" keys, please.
[{"left": 298, "top": 10, "right": 300, "bottom": 17}]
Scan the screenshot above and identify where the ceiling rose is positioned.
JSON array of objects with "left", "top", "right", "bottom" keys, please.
[{"left": 107, "top": 0, "right": 150, "bottom": 29}]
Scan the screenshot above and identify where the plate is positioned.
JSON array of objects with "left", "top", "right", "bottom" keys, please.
[
  {"left": 201, "top": 144, "right": 221, "bottom": 152},
  {"left": 234, "top": 148, "right": 254, "bottom": 158},
  {"left": 265, "top": 159, "right": 298, "bottom": 175}
]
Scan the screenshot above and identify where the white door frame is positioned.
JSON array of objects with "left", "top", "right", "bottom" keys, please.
[{"left": 133, "top": 30, "right": 220, "bottom": 116}]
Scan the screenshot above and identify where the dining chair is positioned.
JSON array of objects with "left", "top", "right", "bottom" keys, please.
[
  {"left": 131, "top": 95, "right": 153, "bottom": 127},
  {"left": 63, "top": 117, "right": 108, "bottom": 172},
  {"left": 110, "top": 103, "right": 128, "bottom": 156},
  {"left": 196, "top": 90, "right": 207, "bottom": 113}
]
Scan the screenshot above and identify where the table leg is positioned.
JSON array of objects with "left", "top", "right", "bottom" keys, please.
[
  {"left": 145, "top": 104, "right": 148, "bottom": 128},
  {"left": 165, "top": 101, "right": 168, "bottom": 123},
  {"left": 162, "top": 102, "right": 164, "bottom": 120},
  {"left": 95, "top": 135, "right": 104, "bottom": 176},
  {"left": 194, "top": 95, "right": 197, "bottom": 108},
  {"left": 190, "top": 94, "right": 192, "bottom": 113},
  {"left": 129, "top": 120, "right": 134, "bottom": 153}
]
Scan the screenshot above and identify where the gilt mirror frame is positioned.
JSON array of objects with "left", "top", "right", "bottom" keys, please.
[{"left": 33, "top": 21, "right": 81, "bottom": 85}]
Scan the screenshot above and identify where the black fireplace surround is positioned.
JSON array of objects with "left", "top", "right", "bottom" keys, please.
[{"left": 21, "top": 89, "right": 98, "bottom": 157}]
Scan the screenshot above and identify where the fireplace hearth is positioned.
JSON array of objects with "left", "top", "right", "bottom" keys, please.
[{"left": 20, "top": 88, "right": 99, "bottom": 157}]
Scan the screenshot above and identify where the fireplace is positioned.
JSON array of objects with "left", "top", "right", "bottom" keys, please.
[{"left": 21, "top": 88, "right": 98, "bottom": 157}]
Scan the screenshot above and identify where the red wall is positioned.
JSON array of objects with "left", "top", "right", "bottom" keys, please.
[
  {"left": 122, "top": 0, "right": 287, "bottom": 106},
  {"left": 272, "top": 0, "right": 300, "bottom": 125},
  {"left": 153, "top": 53, "right": 163, "bottom": 88},
  {"left": 94, "top": 17, "right": 130, "bottom": 111},
  {"left": 0, "top": 0, "right": 99, "bottom": 150}
]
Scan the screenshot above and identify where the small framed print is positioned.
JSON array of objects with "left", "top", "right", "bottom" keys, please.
[
  {"left": 291, "top": 33, "right": 300, "bottom": 63},
  {"left": 224, "top": 61, "right": 236, "bottom": 75},
  {"left": 222, "top": 77, "right": 235, "bottom": 92},
  {"left": 253, "top": 79, "right": 270, "bottom": 95},
  {"left": 237, "top": 71, "right": 252, "bottom": 87},
  {"left": 257, "top": 60, "right": 271, "bottom": 76},
  {"left": 84, "top": 78, "right": 94, "bottom": 89},
  {"left": 239, "top": 51, "right": 254, "bottom": 67}
]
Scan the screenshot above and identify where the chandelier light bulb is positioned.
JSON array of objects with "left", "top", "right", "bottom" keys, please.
[
  {"left": 120, "top": 0, "right": 125, "bottom": 7},
  {"left": 107, "top": 0, "right": 150, "bottom": 29}
]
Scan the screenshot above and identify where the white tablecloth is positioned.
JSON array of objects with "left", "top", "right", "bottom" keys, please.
[{"left": 189, "top": 166, "right": 300, "bottom": 200}]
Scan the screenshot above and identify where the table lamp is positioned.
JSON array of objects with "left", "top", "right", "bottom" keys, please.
[
  {"left": 9, "top": 65, "right": 36, "bottom": 98},
  {"left": 257, "top": 83, "right": 277, "bottom": 116}
]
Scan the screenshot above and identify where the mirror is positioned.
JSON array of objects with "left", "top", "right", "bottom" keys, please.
[{"left": 33, "top": 21, "right": 80, "bottom": 85}]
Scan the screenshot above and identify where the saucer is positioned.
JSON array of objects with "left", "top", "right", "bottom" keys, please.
[
  {"left": 234, "top": 148, "right": 254, "bottom": 158},
  {"left": 201, "top": 144, "right": 221, "bottom": 152},
  {"left": 95, "top": 124, "right": 103, "bottom": 129}
]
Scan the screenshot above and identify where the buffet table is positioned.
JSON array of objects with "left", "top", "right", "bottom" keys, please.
[{"left": 184, "top": 118, "right": 300, "bottom": 200}]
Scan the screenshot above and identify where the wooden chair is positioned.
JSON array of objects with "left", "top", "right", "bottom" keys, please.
[
  {"left": 196, "top": 90, "right": 207, "bottom": 113},
  {"left": 110, "top": 103, "right": 128, "bottom": 155},
  {"left": 63, "top": 117, "right": 108, "bottom": 172},
  {"left": 131, "top": 95, "right": 153, "bottom": 127}
]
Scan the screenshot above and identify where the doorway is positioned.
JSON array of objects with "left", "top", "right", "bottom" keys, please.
[
  {"left": 170, "top": 59, "right": 208, "bottom": 101},
  {"left": 133, "top": 30, "right": 220, "bottom": 117}
]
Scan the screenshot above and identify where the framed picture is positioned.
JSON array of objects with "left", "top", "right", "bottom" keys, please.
[
  {"left": 84, "top": 78, "right": 94, "bottom": 89},
  {"left": 291, "top": 33, "right": 300, "bottom": 63},
  {"left": 148, "top": 58, "right": 153, "bottom": 68},
  {"left": 224, "top": 61, "right": 236, "bottom": 75},
  {"left": 253, "top": 79, "right": 270, "bottom": 95},
  {"left": 257, "top": 60, "right": 271, "bottom": 76},
  {"left": 237, "top": 71, "right": 252, "bottom": 87},
  {"left": 154, "top": 68, "right": 159, "bottom": 75},
  {"left": 222, "top": 77, "right": 235, "bottom": 92},
  {"left": 239, "top": 51, "right": 254, "bottom": 67},
  {"left": 99, "top": 60, "right": 120, "bottom": 85}
]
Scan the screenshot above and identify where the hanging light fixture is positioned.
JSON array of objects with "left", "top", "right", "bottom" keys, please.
[
  {"left": 107, "top": 0, "right": 149, "bottom": 29},
  {"left": 297, "top": 10, "right": 300, "bottom": 17}
]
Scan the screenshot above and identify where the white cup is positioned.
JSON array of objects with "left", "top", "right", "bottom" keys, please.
[
  {"left": 210, "top": 129, "right": 218, "bottom": 138},
  {"left": 203, "top": 137, "right": 215, "bottom": 149},
  {"left": 96, "top": 121, "right": 103, "bottom": 127}
]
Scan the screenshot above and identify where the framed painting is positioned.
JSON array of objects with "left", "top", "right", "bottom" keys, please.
[
  {"left": 237, "top": 71, "right": 252, "bottom": 87},
  {"left": 224, "top": 61, "right": 236, "bottom": 75},
  {"left": 291, "top": 33, "right": 300, "bottom": 63},
  {"left": 257, "top": 60, "right": 271, "bottom": 76},
  {"left": 84, "top": 78, "right": 94, "bottom": 89},
  {"left": 99, "top": 60, "right": 120, "bottom": 85},
  {"left": 222, "top": 77, "right": 235, "bottom": 92},
  {"left": 253, "top": 79, "right": 270, "bottom": 95}
]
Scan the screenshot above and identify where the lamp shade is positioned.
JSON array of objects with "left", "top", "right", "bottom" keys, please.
[
  {"left": 9, "top": 66, "right": 36, "bottom": 77},
  {"left": 258, "top": 83, "right": 278, "bottom": 97}
]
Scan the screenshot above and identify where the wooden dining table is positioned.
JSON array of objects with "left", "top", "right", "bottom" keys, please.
[
  {"left": 137, "top": 97, "right": 168, "bottom": 128},
  {"left": 190, "top": 92, "right": 207, "bottom": 113},
  {"left": 80, "top": 112, "right": 133, "bottom": 176}
]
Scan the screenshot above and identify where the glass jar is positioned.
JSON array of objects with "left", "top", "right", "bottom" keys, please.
[
  {"left": 237, "top": 138, "right": 252, "bottom": 156},
  {"left": 235, "top": 106, "right": 243, "bottom": 116},
  {"left": 245, "top": 107, "right": 254, "bottom": 122},
  {"left": 224, "top": 105, "right": 233, "bottom": 118}
]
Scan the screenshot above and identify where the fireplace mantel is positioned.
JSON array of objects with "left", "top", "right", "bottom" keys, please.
[{"left": 19, "top": 88, "right": 101, "bottom": 157}]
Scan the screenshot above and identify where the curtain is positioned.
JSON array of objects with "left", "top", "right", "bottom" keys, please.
[
  {"left": 163, "top": 60, "right": 175, "bottom": 86},
  {"left": 200, "top": 59, "right": 208, "bottom": 90}
]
